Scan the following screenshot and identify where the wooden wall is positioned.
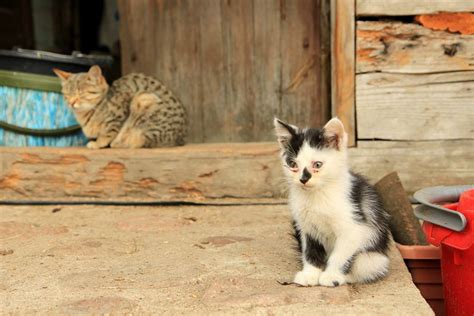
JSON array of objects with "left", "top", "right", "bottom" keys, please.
[
  {"left": 118, "top": 0, "right": 330, "bottom": 143},
  {"left": 330, "top": 0, "right": 474, "bottom": 191},
  {"left": 355, "top": 2, "right": 474, "bottom": 142}
]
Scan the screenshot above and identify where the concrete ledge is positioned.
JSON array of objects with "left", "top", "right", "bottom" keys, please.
[{"left": 0, "top": 204, "right": 433, "bottom": 314}]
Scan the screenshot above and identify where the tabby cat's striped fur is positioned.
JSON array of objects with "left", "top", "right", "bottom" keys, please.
[{"left": 54, "top": 66, "right": 186, "bottom": 149}]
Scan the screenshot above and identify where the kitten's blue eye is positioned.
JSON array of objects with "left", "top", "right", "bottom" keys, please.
[{"left": 313, "top": 161, "right": 323, "bottom": 169}]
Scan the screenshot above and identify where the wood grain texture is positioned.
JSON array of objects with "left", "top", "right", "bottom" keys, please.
[
  {"left": 357, "top": 0, "right": 474, "bottom": 16},
  {"left": 118, "top": 0, "right": 330, "bottom": 143},
  {"left": 357, "top": 21, "right": 474, "bottom": 74},
  {"left": 356, "top": 71, "right": 474, "bottom": 140},
  {"left": 1, "top": 141, "right": 472, "bottom": 201},
  {"left": 0, "top": 144, "right": 282, "bottom": 202},
  {"left": 280, "top": 0, "right": 330, "bottom": 131},
  {"left": 199, "top": 1, "right": 228, "bottom": 142},
  {"left": 331, "top": 0, "right": 356, "bottom": 146},
  {"left": 353, "top": 140, "right": 474, "bottom": 193}
]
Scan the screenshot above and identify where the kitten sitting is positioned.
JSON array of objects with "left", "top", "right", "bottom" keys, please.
[
  {"left": 274, "top": 117, "right": 391, "bottom": 287},
  {"left": 54, "top": 65, "right": 186, "bottom": 149}
]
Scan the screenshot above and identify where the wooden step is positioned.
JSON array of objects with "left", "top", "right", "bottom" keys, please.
[{"left": 1, "top": 141, "right": 473, "bottom": 203}]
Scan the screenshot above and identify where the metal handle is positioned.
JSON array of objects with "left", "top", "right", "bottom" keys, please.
[{"left": 413, "top": 185, "right": 473, "bottom": 232}]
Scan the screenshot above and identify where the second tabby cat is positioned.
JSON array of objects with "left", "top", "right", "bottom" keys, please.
[{"left": 54, "top": 65, "right": 186, "bottom": 149}]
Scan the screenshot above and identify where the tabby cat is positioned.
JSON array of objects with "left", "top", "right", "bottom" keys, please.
[{"left": 53, "top": 65, "right": 186, "bottom": 149}]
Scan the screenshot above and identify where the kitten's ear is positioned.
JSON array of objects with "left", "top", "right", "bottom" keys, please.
[
  {"left": 88, "top": 65, "right": 103, "bottom": 78},
  {"left": 53, "top": 68, "right": 72, "bottom": 82},
  {"left": 274, "top": 118, "right": 297, "bottom": 148},
  {"left": 323, "top": 117, "right": 348, "bottom": 150}
]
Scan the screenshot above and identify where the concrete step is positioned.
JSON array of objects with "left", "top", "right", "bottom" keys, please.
[{"left": 0, "top": 204, "right": 433, "bottom": 314}]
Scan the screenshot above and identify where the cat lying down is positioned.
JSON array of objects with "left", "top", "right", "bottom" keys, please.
[
  {"left": 274, "top": 117, "right": 391, "bottom": 287},
  {"left": 54, "top": 65, "right": 187, "bottom": 149}
]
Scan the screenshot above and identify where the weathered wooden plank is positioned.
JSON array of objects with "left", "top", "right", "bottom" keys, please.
[
  {"left": 119, "top": 0, "right": 330, "bottom": 143},
  {"left": 1, "top": 141, "right": 472, "bottom": 201},
  {"left": 356, "top": 71, "right": 474, "bottom": 140},
  {"left": 117, "top": 0, "right": 155, "bottom": 75},
  {"left": 0, "top": 144, "right": 282, "bottom": 202},
  {"left": 352, "top": 140, "right": 474, "bottom": 194},
  {"left": 357, "top": 0, "right": 474, "bottom": 16},
  {"left": 252, "top": 0, "right": 282, "bottom": 141},
  {"left": 357, "top": 21, "right": 474, "bottom": 74},
  {"left": 280, "top": 0, "right": 330, "bottom": 133},
  {"left": 331, "top": 0, "right": 356, "bottom": 146},
  {"left": 199, "top": 1, "right": 227, "bottom": 143},
  {"left": 220, "top": 0, "right": 256, "bottom": 142},
  {"left": 171, "top": 1, "right": 204, "bottom": 143},
  {"left": 319, "top": 0, "right": 332, "bottom": 126}
]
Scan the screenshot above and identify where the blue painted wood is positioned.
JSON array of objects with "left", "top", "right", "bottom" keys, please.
[{"left": 0, "top": 86, "right": 87, "bottom": 146}]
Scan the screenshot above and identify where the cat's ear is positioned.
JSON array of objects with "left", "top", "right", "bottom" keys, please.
[
  {"left": 53, "top": 68, "right": 72, "bottom": 82},
  {"left": 274, "top": 118, "right": 297, "bottom": 148},
  {"left": 323, "top": 117, "right": 348, "bottom": 150},
  {"left": 88, "top": 65, "right": 103, "bottom": 78}
]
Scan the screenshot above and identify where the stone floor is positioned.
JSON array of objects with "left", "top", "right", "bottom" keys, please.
[{"left": 0, "top": 204, "right": 433, "bottom": 315}]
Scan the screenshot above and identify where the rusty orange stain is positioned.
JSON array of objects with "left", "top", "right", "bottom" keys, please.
[
  {"left": 137, "top": 177, "right": 160, "bottom": 187},
  {"left": 357, "top": 29, "right": 385, "bottom": 40},
  {"left": 98, "top": 162, "right": 125, "bottom": 181},
  {"left": 0, "top": 171, "right": 21, "bottom": 189},
  {"left": 357, "top": 48, "right": 377, "bottom": 63},
  {"left": 89, "top": 162, "right": 126, "bottom": 190},
  {"left": 416, "top": 13, "right": 474, "bottom": 35},
  {"left": 170, "top": 181, "right": 204, "bottom": 200},
  {"left": 17, "top": 153, "right": 89, "bottom": 165}
]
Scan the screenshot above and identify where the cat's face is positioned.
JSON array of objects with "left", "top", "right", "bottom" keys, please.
[
  {"left": 53, "top": 65, "right": 108, "bottom": 111},
  {"left": 274, "top": 118, "right": 348, "bottom": 190}
]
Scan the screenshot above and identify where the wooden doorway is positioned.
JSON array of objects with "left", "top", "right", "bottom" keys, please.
[{"left": 118, "top": 0, "right": 331, "bottom": 143}]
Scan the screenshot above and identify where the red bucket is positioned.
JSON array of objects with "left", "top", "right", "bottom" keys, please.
[{"left": 423, "top": 189, "right": 474, "bottom": 316}]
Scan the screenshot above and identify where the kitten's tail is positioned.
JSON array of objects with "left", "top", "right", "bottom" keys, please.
[{"left": 346, "top": 252, "right": 389, "bottom": 284}]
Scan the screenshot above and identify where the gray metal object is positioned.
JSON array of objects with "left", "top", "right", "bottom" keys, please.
[{"left": 414, "top": 185, "right": 474, "bottom": 232}]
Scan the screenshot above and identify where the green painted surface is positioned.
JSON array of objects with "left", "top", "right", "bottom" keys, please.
[{"left": 0, "top": 70, "right": 62, "bottom": 92}]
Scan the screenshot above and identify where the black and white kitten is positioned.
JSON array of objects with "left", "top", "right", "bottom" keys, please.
[{"left": 274, "top": 117, "right": 391, "bottom": 287}]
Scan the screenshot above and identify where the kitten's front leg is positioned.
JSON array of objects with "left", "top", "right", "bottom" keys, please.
[
  {"left": 293, "top": 234, "right": 326, "bottom": 286},
  {"left": 319, "top": 235, "right": 361, "bottom": 287}
]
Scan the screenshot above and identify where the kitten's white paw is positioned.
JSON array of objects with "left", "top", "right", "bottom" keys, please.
[
  {"left": 318, "top": 270, "right": 346, "bottom": 287},
  {"left": 86, "top": 141, "right": 100, "bottom": 149},
  {"left": 293, "top": 268, "right": 321, "bottom": 286}
]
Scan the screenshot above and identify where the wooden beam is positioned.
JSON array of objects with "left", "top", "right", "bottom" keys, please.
[
  {"left": 357, "top": 21, "right": 474, "bottom": 74},
  {"left": 352, "top": 140, "right": 474, "bottom": 194},
  {"left": 357, "top": 71, "right": 474, "bottom": 140},
  {"left": 1, "top": 141, "right": 472, "bottom": 202},
  {"left": 331, "top": 0, "right": 356, "bottom": 146},
  {"left": 357, "top": 0, "right": 474, "bottom": 16},
  {"left": 0, "top": 144, "right": 282, "bottom": 203}
]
